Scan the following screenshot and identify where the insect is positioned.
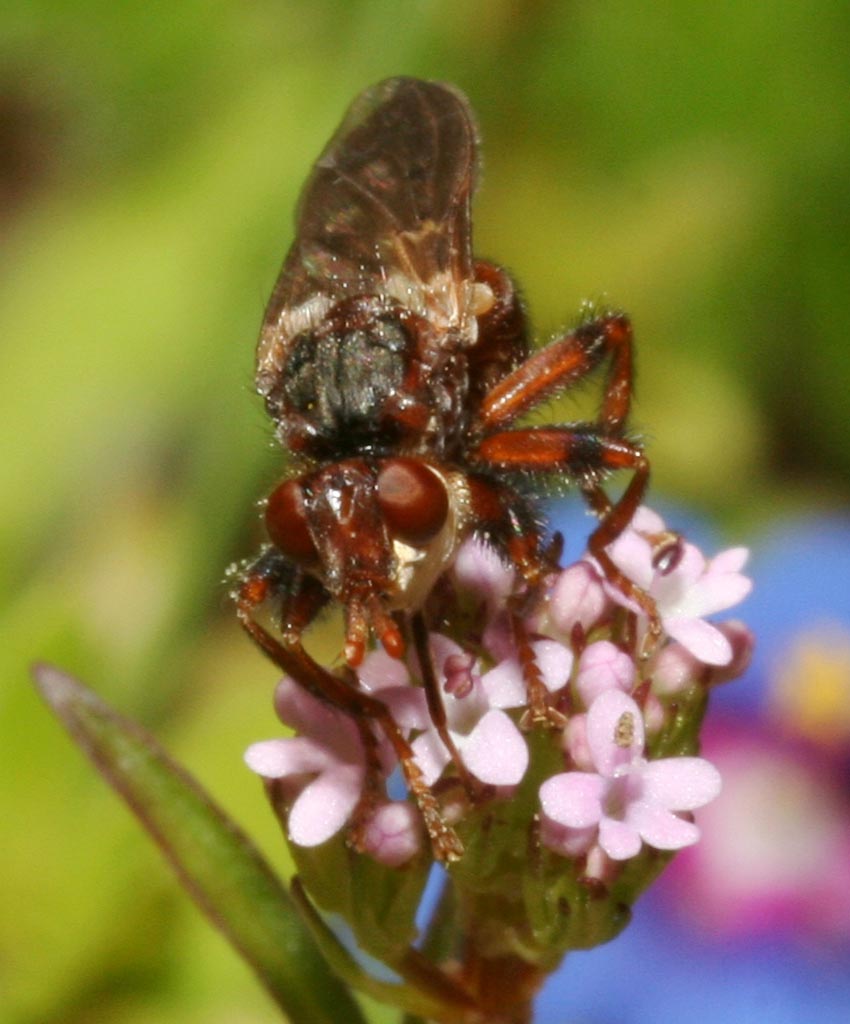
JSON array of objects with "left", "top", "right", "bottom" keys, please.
[{"left": 233, "top": 77, "right": 657, "bottom": 860}]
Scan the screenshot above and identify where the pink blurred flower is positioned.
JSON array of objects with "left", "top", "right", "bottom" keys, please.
[
  {"left": 540, "top": 689, "right": 722, "bottom": 860},
  {"left": 451, "top": 536, "right": 516, "bottom": 612},
  {"left": 451, "top": 537, "right": 519, "bottom": 661},
  {"left": 665, "top": 722, "right": 850, "bottom": 943}
]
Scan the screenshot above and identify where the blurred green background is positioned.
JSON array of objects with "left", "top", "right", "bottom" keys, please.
[{"left": 2, "top": 2, "right": 849, "bottom": 1022}]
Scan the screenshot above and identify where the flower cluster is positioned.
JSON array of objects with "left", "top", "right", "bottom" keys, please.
[{"left": 246, "top": 507, "right": 752, "bottom": 881}]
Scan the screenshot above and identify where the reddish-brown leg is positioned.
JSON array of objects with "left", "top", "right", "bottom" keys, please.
[
  {"left": 471, "top": 428, "right": 661, "bottom": 649},
  {"left": 477, "top": 311, "right": 634, "bottom": 432},
  {"left": 466, "top": 259, "right": 530, "bottom": 409},
  {"left": 471, "top": 308, "right": 662, "bottom": 651},
  {"left": 410, "top": 610, "right": 477, "bottom": 794},
  {"left": 347, "top": 717, "right": 391, "bottom": 853},
  {"left": 235, "top": 566, "right": 464, "bottom": 862},
  {"left": 511, "top": 610, "right": 567, "bottom": 729}
]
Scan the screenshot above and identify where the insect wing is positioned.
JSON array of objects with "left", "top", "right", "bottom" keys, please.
[{"left": 256, "top": 77, "right": 480, "bottom": 399}]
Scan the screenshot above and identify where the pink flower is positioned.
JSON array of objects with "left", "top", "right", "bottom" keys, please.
[
  {"left": 360, "top": 802, "right": 423, "bottom": 868},
  {"left": 665, "top": 722, "right": 850, "bottom": 943},
  {"left": 244, "top": 678, "right": 369, "bottom": 847},
  {"left": 360, "top": 635, "right": 531, "bottom": 788},
  {"left": 244, "top": 677, "right": 420, "bottom": 863},
  {"left": 602, "top": 507, "right": 752, "bottom": 666},
  {"left": 574, "top": 640, "right": 635, "bottom": 706},
  {"left": 540, "top": 689, "right": 722, "bottom": 860},
  {"left": 558, "top": 643, "right": 637, "bottom": 770},
  {"left": 544, "top": 561, "right": 610, "bottom": 636}
]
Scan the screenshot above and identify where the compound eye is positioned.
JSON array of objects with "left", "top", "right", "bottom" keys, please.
[
  {"left": 265, "top": 480, "right": 317, "bottom": 563},
  {"left": 377, "top": 458, "right": 449, "bottom": 545}
]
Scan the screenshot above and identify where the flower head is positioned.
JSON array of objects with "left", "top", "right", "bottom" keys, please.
[
  {"left": 244, "top": 677, "right": 421, "bottom": 863},
  {"left": 244, "top": 677, "right": 371, "bottom": 847},
  {"left": 602, "top": 507, "right": 752, "bottom": 665},
  {"left": 243, "top": 506, "right": 750, "bottom": 988},
  {"left": 540, "top": 689, "right": 722, "bottom": 861},
  {"left": 361, "top": 634, "right": 533, "bottom": 787}
]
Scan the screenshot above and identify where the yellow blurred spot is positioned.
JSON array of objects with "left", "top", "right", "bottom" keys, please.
[{"left": 771, "top": 627, "right": 850, "bottom": 747}]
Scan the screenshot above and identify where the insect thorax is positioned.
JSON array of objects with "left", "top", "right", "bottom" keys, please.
[{"left": 273, "top": 301, "right": 470, "bottom": 461}]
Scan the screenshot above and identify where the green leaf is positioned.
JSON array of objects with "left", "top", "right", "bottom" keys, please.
[{"left": 32, "top": 663, "right": 365, "bottom": 1024}]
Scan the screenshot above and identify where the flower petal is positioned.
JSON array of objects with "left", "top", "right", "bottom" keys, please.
[
  {"left": 626, "top": 801, "right": 701, "bottom": 850},
  {"left": 480, "top": 657, "right": 526, "bottom": 708},
  {"left": 540, "top": 772, "right": 606, "bottom": 828},
  {"left": 462, "top": 709, "right": 528, "bottom": 785},
  {"left": 358, "top": 648, "right": 410, "bottom": 691},
  {"left": 540, "top": 819, "right": 597, "bottom": 858},
  {"left": 532, "top": 639, "right": 574, "bottom": 693},
  {"left": 244, "top": 737, "right": 331, "bottom": 778},
  {"left": 412, "top": 729, "right": 451, "bottom": 786},
  {"left": 641, "top": 757, "right": 722, "bottom": 811},
  {"left": 630, "top": 506, "right": 666, "bottom": 534},
  {"left": 273, "top": 677, "right": 339, "bottom": 734},
  {"left": 452, "top": 538, "right": 515, "bottom": 606},
  {"left": 288, "top": 764, "right": 363, "bottom": 846},
  {"left": 586, "top": 690, "right": 645, "bottom": 775},
  {"left": 606, "top": 531, "right": 655, "bottom": 591},
  {"left": 665, "top": 616, "right": 733, "bottom": 665},
  {"left": 598, "top": 816, "right": 642, "bottom": 860},
  {"left": 272, "top": 679, "right": 364, "bottom": 762},
  {"left": 689, "top": 571, "right": 753, "bottom": 617},
  {"left": 375, "top": 684, "right": 429, "bottom": 731},
  {"left": 710, "top": 546, "right": 750, "bottom": 574}
]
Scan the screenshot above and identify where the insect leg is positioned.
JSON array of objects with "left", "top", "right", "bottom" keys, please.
[
  {"left": 409, "top": 610, "right": 478, "bottom": 794},
  {"left": 234, "top": 558, "right": 464, "bottom": 862},
  {"left": 477, "top": 311, "right": 634, "bottom": 432},
  {"left": 471, "top": 308, "right": 657, "bottom": 641},
  {"left": 471, "top": 429, "right": 660, "bottom": 650},
  {"left": 347, "top": 716, "right": 393, "bottom": 854}
]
